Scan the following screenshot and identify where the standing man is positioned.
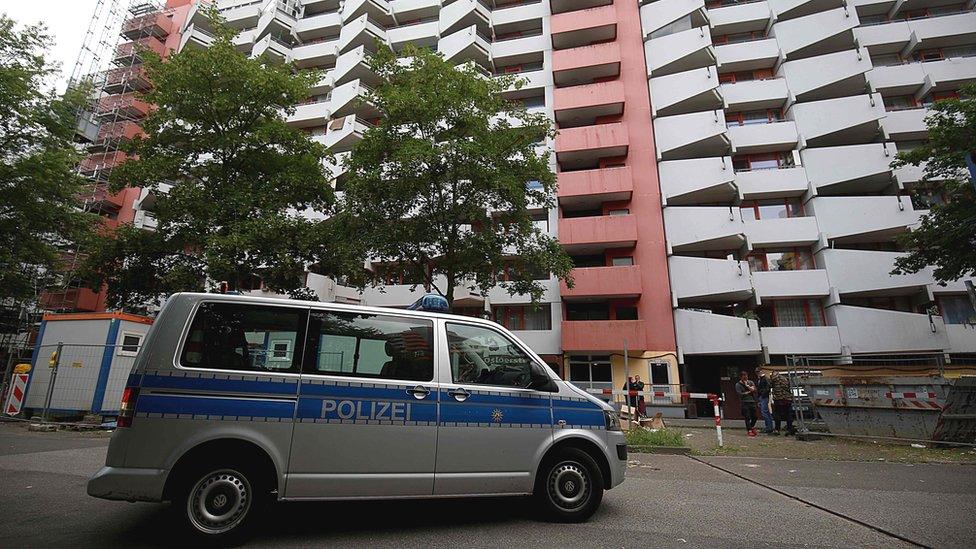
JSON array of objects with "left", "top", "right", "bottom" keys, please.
[
  {"left": 735, "top": 370, "right": 759, "bottom": 437},
  {"left": 633, "top": 375, "right": 646, "bottom": 419},
  {"left": 770, "top": 370, "right": 796, "bottom": 435},
  {"left": 756, "top": 368, "right": 774, "bottom": 434}
]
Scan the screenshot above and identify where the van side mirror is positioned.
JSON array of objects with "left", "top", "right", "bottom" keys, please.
[{"left": 528, "top": 364, "right": 557, "bottom": 392}]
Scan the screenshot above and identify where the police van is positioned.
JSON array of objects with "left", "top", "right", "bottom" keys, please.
[{"left": 88, "top": 293, "right": 626, "bottom": 540}]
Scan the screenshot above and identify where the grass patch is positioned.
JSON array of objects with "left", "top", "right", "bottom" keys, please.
[{"left": 625, "top": 428, "right": 687, "bottom": 447}]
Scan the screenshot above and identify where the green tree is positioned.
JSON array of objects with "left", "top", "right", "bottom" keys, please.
[
  {"left": 0, "top": 16, "right": 95, "bottom": 316},
  {"left": 338, "top": 45, "right": 572, "bottom": 305},
  {"left": 891, "top": 84, "right": 976, "bottom": 284},
  {"left": 82, "top": 9, "right": 337, "bottom": 311}
]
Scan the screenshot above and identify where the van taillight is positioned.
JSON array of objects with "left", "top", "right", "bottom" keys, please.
[{"left": 118, "top": 387, "right": 139, "bottom": 428}]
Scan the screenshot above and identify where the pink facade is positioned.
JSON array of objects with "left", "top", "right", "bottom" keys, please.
[{"left": 553, "top": 0, "right": 677, "bottom": 355}]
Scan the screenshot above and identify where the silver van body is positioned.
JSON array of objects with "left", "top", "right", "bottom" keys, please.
[{"left": 88, "top": 293, "right": 626, "bottom": 505}]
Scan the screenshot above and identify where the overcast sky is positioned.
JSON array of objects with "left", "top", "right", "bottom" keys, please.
[{"left": 2, "top": 0, "right": 101, "bottom": 90}]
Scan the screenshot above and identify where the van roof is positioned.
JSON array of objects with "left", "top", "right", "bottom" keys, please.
[{"left": 171, "top": 292, "right": 503, "bottom": 328}]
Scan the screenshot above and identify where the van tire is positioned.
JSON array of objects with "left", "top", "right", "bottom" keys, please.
[
  {"left": 534, "top": 447, "right": 604, "bottom": 522},
  {"left": 173, "top": 461, "right": 269, "bottom": 545}
]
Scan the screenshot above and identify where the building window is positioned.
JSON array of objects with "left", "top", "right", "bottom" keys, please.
[
  {"left": 566, "top": 302, "right": 610, "bottom": 321},
  {"left": 884, "top": 95, "right": 922, "bottom": 111},
  {"left": 740, "top": 198, "right": 805, "bottom": 221},
  {"left": 611, "top": 256, "right": 634, "bottom": 267},
  {"left": 732, "top": 152, "right": 794, "bottom": 172},
  {"left": 608, "top": 208, "right": 630, "bottom": 216},
  {"left": 726, "top": 109, "right": 786, "bottom": 127},
  {"left": 717, "top": 69, "right": 774, "bottom": 84},
  {"left": 747, "top": 248, "right": 815, "bottom": 271},
  {"left": 845, "top": 296, "right": 917, "bottom": 313},
  {"left": 494, "top": 304, "right": 552, "bottom": 331},
  {"left": 117, "top": 332, "right": 143, "bottom": 357},
  {"left": 938, "top": 296, "right": 976, "bottom": 324},
  {"left": 615, "top": 306, "right": 638, "bottom": 320},
  {"left": 712, "top": 30, "right": 766, "bottom": 45},
  {"left": 757, "top": 299, "right": 826, "bottom": 328},
  {"left": 568, "top": 355, "right": 613, "bottom": 388}
]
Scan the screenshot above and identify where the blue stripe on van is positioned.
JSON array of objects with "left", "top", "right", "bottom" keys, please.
[
  {"left": 137, "top": 393, "right": 295, "bottom": 418},
  {"left": 439, "top": 402, "right": 552, "bottom": 425},
  {"left": 552, "top": 407, "right": 605, "bottom": 427},
  {"left": 140, "top": 374, "right": 298, "bottom": 396},
  {"left": 437, "top": 391, "right": 550, "bottom": 408}
]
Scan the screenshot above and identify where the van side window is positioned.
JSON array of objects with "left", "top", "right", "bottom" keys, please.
[
  {"left": 304, "top": 311, "right": 434, "bottom": 382},
  {"left": 445, "top": 323, "right": 535, "bottom": 389},
  {"left": 179, "top": 302, "right": 306, "bottom": 373}
]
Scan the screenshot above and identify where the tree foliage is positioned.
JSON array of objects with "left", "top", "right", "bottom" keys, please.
[
  {"left": 338, "top": 45, "right": 572, "bottom": 305},
  {"left": 0, "top": 16, "right": 95, "bottom": 308},
  {"left": 81, "top": 9, "right": 337, "bottom": 312},
  {"left": 891, "top": 84, "right": 976, "bottom": 284}
]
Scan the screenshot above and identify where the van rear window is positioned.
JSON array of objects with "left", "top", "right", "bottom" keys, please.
[{"left": 180, "top": 302, "right": 306, "bottom": 373}]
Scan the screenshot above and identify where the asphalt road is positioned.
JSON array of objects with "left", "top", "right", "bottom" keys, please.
[{"left": 1, "top": 425, "right": 974, "bottom": 548}]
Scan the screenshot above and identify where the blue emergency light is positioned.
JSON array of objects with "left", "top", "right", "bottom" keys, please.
[{"left": 407, "top": 294, "right": 450, "bottom": 313}]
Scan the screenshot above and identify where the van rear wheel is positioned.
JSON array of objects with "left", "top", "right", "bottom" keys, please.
[
  {"left": 534, "top": 448, "right": 604, "bottom": 522},
  {"left": 175, "top": 463, "right": 267, "bottom": 544}
]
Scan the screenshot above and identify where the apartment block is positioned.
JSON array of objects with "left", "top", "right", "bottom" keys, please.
[
  {"left": 126, "top": 0, "right": 976, "bottom": 415},
  {"left": 645, "top": 0, "right": 976, "bottom": 410},
  {"left": 41, "top": 0, "right": 197, "bottom": 313}
]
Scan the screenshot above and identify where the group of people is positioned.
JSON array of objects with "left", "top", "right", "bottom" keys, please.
[
  {"left": 735, "top": 368, "right": 796, "bottom": 437},
  {"left": 622, "top": 375, "right": 647, "bottom": 419}
]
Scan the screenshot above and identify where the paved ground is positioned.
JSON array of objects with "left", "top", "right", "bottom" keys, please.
[{"left": 1, "top": 423, "right": 974, "bottom": 548}]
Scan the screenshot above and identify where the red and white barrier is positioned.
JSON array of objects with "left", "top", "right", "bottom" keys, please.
[
  {"left": 588, "top": 388, "right": 724, "bottom": 447},
  {"left": 3, "top": 374, "right": 29, "bottom": 416},
  {"left": 885, "top": 391, "right": 938, "bottom": 400}
]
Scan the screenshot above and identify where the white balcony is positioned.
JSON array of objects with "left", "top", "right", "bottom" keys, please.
[
  {"left": 388, "top": 20, "right": 440, "bottom": 51},
  {"left": 884, "top": 107, "right": 929, "bottom": 141},
  {"left": 744, "top": 216, "right": 821, "bottom": 248},
  {"left": 727, "top": 121, "right": 799, "bottom": 154},
  {"left": 707, "top": 1, "right": 771, "bottom": 36},
  {"left": 291, "top": 39, "right": 338, "bottom": 69},
  {"left": 648, "top": 66, "right": 722, "bottom": 118},
  {"left": 439, "top": 0, "right": 490, "bottom": 38},
  {"left": 341, "top": 0, "right": 394, "bottom": 26},
  {"left": 219, "top": 2, "right": 263, "bottom": 29},
  {"left": 868, "top": 63, "right": 928, "bottom": 96},
  {"left": 753, "top": 269, "right": 830, "bottom": 299},
  {"left": 761, "top": 326, "right": 842, "bottom": 355},
  {"left": 722, "top": 78, "right": 789, "bottom": 112},
  {"left": 328, "top": 79, "right": 379, "bottom": 119},
  {"left": 777, "top": 47, "right": 873, "bottom": 102},
  {"left": 669, "top": 256, "right": 754, "bottom": 304},
  {"left": 232, "top": 29, "right": 256, "bottom": 52},
  {"left": 659, "top": 156, "right": 737, "bottom": 206},
  {"left": 644, "top": 26, "right": 715, "bottom": 78},
  {"left": 947, "top": 324, "right": 976, "bottom": 353},
  {"left": 735, "top": 166, "right": 809, "bottom": 200},
  {"left": 809, "top": 195, "right": 920, "bottom": 244},
  {"left": 287, "top": 100, "right": 330, "bottom": 128},
  {"left": 251, "top": 34, "right": 292, "bottom": 63},
  {"left": 800, "top": 142, "right": 896, "bottom": 195},
  {"left": 654, "top": 109, "right": 731, "bottom": 161},
  {"left": 338, "top": 14, "right": 389, "bottom": 54},
  {"left": 640, "top": 0, "right": 708, "bottom": 38},
  {"left": 902, "top": 12, "right": 976, "bottom": 58},
  {"left": 179, "top": 24, "right": 214, "bottom": 51},
  {"left": 714, "top": 38, "right": 781, "bottom": 73},
  {"left": 255, "top": 4, "right": 297, "bottom": 41},
  {"left": 920, "top": 57, "right": 976, "bottom": 98},
  {"left": 438, "top": 24, "right": 491, "bottom": 70},
  {"left": 664, "top": 206, "right": 747, "bottom": 254},
  {"left": 855, "top": 21, "right": 911, "bottom": 55},
  {"left": 492, "top": 34, "right": 549, "bottom": 66},
  {"left": 294, "top": 11, "right": 342, "bottom": 41},
  {"left": 790, "top": 93, "right": 886, "bottom": 147},
  {"left": 818, "top": 248, "right": 934, "bottom": 297},
  {"left": 674, "top": 309, "right": 762, "bottom": 356},
  {"left": 771, "top": 6, "right": 859, "bottom": 61},
  {"left": 767, "top": 0, "right": 846, "bottom": 21},
  {"left": 323, "top": 114, "right": 371, "bottom": 152},
  {"left": 829, "top": 305, "right": 949, "bottom": 354},
  {"left": 329, "top": 45, "right": 380, "bottom": 88}
]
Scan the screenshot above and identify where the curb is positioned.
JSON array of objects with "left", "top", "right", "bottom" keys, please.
[{"left": 627, "top": 445, "right": 691, "bottom": 455}]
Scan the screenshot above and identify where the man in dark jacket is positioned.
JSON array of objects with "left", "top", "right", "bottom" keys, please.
[
  {"left": 756, "top": 368, "right": 774, "bottom": 434},
  {"left": 734, "top": 370, "right": 758, "bottom": 437},
  {"left": 770, "top": 371, "right": 796, "bottom": 435}
]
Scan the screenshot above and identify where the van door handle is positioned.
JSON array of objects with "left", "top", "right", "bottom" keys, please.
[
  {"left": 406, "top": 385, "right": 430, "bottom": 399},
  {"left": 448, "top": 388, "right": 470, "bottom": 402}
]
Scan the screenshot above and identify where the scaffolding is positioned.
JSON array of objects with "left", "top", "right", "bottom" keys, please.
[{"left": 43, "top": 0, "right": 170, "bottom": 313}]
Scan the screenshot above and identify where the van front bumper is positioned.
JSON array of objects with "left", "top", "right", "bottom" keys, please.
[
  {"left": 87, "top": 466, "right": 168, "bottom": 502},
  {"left": 607, "top": 431, "right": 627, "bottom": 488}
]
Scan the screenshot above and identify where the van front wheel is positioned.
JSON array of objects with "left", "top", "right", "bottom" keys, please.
[{"left": 534, "top": 448, "right": 604, "bottom": 522}]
